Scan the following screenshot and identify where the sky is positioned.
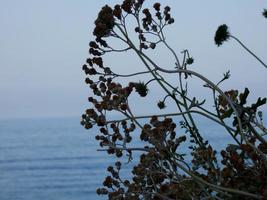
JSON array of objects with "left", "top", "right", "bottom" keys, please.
[{"left": 0, "top": 0, "right": 267, "bottom": 120}]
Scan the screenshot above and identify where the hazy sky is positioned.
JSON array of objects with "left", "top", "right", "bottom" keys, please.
[{"left": 0, "top": 0, "right": 266, "bottom": 120}]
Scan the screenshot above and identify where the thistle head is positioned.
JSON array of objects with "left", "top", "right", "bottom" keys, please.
[{"left": 214, "top": 24, "right": 230, "bottom": 46}]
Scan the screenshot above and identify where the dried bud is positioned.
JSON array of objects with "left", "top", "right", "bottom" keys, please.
[
  {"left": 85, "top": 77, "right": 93, "bottom": 84},
  {"left": 84, "top": 122, "right": 93, "bottom": 129},
  {"left": 150, "top": 43, "right": 156, "bottom": 49},
  {"left": 153, "top": 3, "right": 161, "bottom": 11},
  {"left": 164, "top": 6, "right": 171, "bottom": 13},
  {"left": 186, "top": 57, "right": 194, "bottom": 65},
  {"left": 157, "top": 101, "right": 166, "bottom": 109},
  {"left": 115, "top": 161, "right": 121, "bottom": 170},
  {"left": 168, "top": 18, "right": 175, "bottom": 24},
  {"left": 89, "top": 41, "right": 99, "bottom": 49},
  {"left": 121, "top": 0, "right": 133, "bottom": 13},
  {"left": 151, "top": 25, "right": 157, "bottom": 32},
  {"left": 120, "top": 104, "right": 128, "bottom": 110},
  {"left": 113, "top": 5, "right": 122, "bottom": 19}
]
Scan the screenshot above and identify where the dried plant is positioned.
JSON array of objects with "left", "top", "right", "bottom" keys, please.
[{"left": 81, "top": 1, "right": 267, "bottom": 199}]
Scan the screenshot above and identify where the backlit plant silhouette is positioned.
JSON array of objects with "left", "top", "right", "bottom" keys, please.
[{"left": 81, "top": 1, "right": 267, "bottom": 199}]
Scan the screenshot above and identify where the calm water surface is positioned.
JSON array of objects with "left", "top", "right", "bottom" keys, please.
[
  {"left": 0, "top": 117, "right": 234, "bottom": 200},
  {"left": 0, "top": 118, "right": 119, "bottom": 200}
]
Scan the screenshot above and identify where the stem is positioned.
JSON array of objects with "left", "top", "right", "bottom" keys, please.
[
  {"left": 112, "top": 69, "right": 155, "bottom": 78},
  {"left": 97, "top": 147, "right": 152, "bottom": 152},
  {"left": 230, "top": 35, "right": 267, "bottom": 69}
]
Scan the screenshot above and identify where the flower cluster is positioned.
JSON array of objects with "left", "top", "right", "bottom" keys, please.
[
  {"left": 217, "top": 88, "right": 266, "bottom": 125},
  {"left": 219, "top": 140, "right": 267, "bottom": 197},
  {"left": 218, "top": 89, "right": 238, "bottom": 117},
  {"left": 142, "top": 3, "right": 174, "bottom": 32},
  {"left": 121, "top": 0, "right": 133, "bottom": 13},
  {"left": 113, "top": 5, "right": 122, "bottom": 20},
  {"left": 93, "top": 5, "right": 115, "bottom": 38}
]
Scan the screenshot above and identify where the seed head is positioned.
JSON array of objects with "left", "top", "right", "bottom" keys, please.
[
  {"left": 135, "top": 82, "right": 148, "bottom": 97},
  {"left": 214, "top": 24, "right": 230, "bottom": 46}
]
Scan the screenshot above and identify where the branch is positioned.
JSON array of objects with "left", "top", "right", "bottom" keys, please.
[
  {"left": 97, "top": 146, "right": 153, "bottom": 152},
  {"left": 111, "top": 69, "right": 155, "bottom": 78}
]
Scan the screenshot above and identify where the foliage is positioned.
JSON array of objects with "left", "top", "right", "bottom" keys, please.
[{"left": 81, "top": 1, "right": 267, "bottom": 199}]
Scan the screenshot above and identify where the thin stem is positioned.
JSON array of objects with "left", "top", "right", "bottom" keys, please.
[
  {"left": 112, "top": 69, "right": 155, "bottom": 78},
  {"left": 230, "top": 35, "right": 267, "bottom": 69},
  {"left": 97, "top": 147, "right": 152, "bottom": 152}
]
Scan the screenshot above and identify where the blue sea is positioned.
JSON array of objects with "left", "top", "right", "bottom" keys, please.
[{"left": 0, "top": 116, "right": 239, "bottom": 200}]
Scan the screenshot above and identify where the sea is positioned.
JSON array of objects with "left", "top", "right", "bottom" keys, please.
[{"left": 0, "top": 116, "right": 251, "bottom": 200}]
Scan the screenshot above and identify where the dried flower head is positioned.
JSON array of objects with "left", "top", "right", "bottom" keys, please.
[
  {"left": 153, "top": 3, "right": 161, "bottom": 11},
  {"left": 93, "top": 5, "right": 115, "bottom": 38},
  {"left": 214, "top": 24, "right": 230, "bottom": 46},
  {"left": 134, "top": 82, "right": 148, "bottom": 97},
  {"left": 121, "top": 0, "right": 133, "bottom": 13},
  {"left": 113, "top": 5, "right": 122, "bottom": 20},
  {"left": 186, "top": 57, "right": 194, "bottom": 65},
  {"left": 157, "top": 101, "right": 166, "bottom": 109}
]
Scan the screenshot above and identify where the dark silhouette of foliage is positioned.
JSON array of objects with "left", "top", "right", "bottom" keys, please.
[{"left": 81, "top": 1, "right": 267, "bottom": 199}]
